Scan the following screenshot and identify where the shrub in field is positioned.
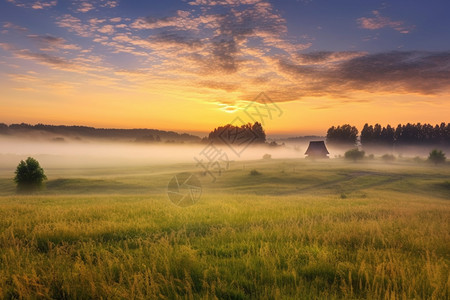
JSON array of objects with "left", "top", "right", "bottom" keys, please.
[
  {"left": 263, "top": 154, "right": 272, "bottom": 160},
  {"left": 14, "top": 157, "right": 47, "bottom": 192},
  {"left": 249, "top": 169, "right": 261, "bottom": 176},
  {"left": 344, "top": 149, "right": 365, "bottom": 162},
  {"left": 381, "top": 154, "right": 396, "bottom": 162},
  {"left": 428, "top": 149, "right": 446, "bottom": 165}
]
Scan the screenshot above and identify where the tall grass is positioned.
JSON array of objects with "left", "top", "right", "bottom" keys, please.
[
  {"left": 0, "top": 190, "right": 448, "bottom": 299},
  {"left": 0, "top": 160, "right": 449, "bottom": 299}
]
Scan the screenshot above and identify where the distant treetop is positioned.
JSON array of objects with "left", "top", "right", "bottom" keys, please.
[
  {"left": 0, "top": 123, "right": 201, "bottom": 143},
  {"left": 208, "top": 122, "right": 266, "bottom": 145},
  {"left": 360, "top": 122, "right": 450, "bottom": 146},
  {"left": 326, "top": 124, "right": 358, "bottom": 146},
  {"left": 326, "top": 122, "right": 450, "bottom": 147}
]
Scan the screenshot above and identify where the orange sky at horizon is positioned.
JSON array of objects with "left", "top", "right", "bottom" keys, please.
[
  {"left": 1, "top": 0, "right": 449, "bottom": 137},
  {"left": 2, "top": 83, "right": 449, "bottom": 137}
]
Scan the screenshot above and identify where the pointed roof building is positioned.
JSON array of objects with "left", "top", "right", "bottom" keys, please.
[{"left": 305, "top": 141, "right": 329, "bottom": 158}]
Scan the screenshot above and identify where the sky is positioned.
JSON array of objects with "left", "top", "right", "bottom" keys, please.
[{"left": 0, "top": 0, "right": 449, "bottom": 136}]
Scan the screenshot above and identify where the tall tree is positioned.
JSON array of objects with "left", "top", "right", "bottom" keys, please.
[{"left": 326, "top": 124, "right": 358, "bottom": 146}]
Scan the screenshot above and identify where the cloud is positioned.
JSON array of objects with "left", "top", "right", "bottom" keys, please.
[
  {"left": 357, "top": 10, "right": 414, "bottom": 34},
  {"left": 129, "top": 0, "right": 303, "bottom": 76},
  {"left": 53, "top": 0, "right": 307, "bottom": 85},
  {"left": 14, "top": 0, "right": 444, "bottom": 107},
  {"left": 149, "top": 31, "right": 203, "bottom": 49},
  {"left": 279, "top": 51, "right": 450, "bottom": 96},
  {"left": 8, "top": 73, "right": 39, "bottom": 83},
  {"left": 296, "top": 51, "right": 366, "bottom": 64},
  {"left": 188, "top": 0, "right": 262, "bottom": 5},
  {"left": 72, "top": 0, "right": 118, "bottom": 13},
  {"left": 101, "top": 0, "right": 118, "bottom": 8},
  {"left": 7, "top": 72, "right": 77, "bottom": 94},
  {"left": 77, "top": 2, "right": 94, "bottom": 13},
  {"left": 0, "top": 42, "right": 15, "bottom": 51},
  {"left": 131, "top": 10, "right": 215, "bottom": 31},
  {"left": 6, "top": 0, "right": 57, "bottom": 9},
  {"left": 97, "top": 25, "right": 115, "bottom": 34},
  {"left": 56, "top": 14, "right": 93, "bottom": 37},
  {"left": 14, "top": 49, "right": 76, "bottom": 70},
  {"left": 43, "top": 1, "right": 307, "bottom": 103},
  {"left": 198, "top": 80, "right": 240, "bottom": 92},
  {"left": 1, "top": 42, "right": 104, "bottom": 74},
  {"left": 336, "top": 51, "right": 450, "bottom": 93},
  {"left": 27, "top": 34, "right": 81, "bottom": 51},
  {"left": 3, "top": 22, "right": 28, "bottom": 32}
]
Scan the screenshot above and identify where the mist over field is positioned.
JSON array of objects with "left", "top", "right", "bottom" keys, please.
[
  {"left": 1, "top": 133, "right": 449, "bottom": 299},
  {"left": 0, "top": 137, "right": 302, "bottom": 171},
  {"left": 1, "top": 136, "right": 448, "bottom": 173},
  {"left": 1, "top": 135, "right": 449, "bottom": 299}
]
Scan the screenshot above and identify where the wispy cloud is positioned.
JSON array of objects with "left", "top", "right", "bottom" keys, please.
[
  {"left": 97, "top": 25, "right": 115, "bottom": 34},
  {"left": 27, "top": 34, "right": 81, "bottom": 51},
  {"left": 77, "top": 2, "right": 94, "bottom": 13},
  {"left": 71, "top": 0, "right": 118, "bottom": 13},
  {"left": 0, "top": 41, "right": 106, "bottom": 74},
  {"left": 279, "top": 51, "right": 450, "bottom": 96},
  {"left": 188, "top": 0, "right": 262, "bottom": 6},
  {"left": 3, "top": 22, "right": 28, "bottom": 32},
  {"left": 15, "top": 49, "right": 76, "bottom": 70},
  {"left": 56, "top": 14, "right": 93, "bottom": 37},
  {"left": 130, "top": 10, "right": 215, "bottom": 31},
  {"left": 129, "top": 0, "right": 306, "bottom": 76},
  {"left": 296, "top": 51, "right": 366, "bottom": 64},
  {"left": 357, "top": 10, "right": 414, "bottom": 34},
  {"left": 48, "top": 0, "right": 449, "bottom": 105},
  {"left": 6, "top": 0, "right": 57, "bottom": 9},
  {"left": 5, "top": 0, "right": 448, "bottom": 109},
  {"left": 101, "top": 0, "right": 118, "bottom": 8}
]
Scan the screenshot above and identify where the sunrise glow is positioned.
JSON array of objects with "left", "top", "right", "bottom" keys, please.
[{"left": 1, "top": 0, "right": 449, "bottom": 135}]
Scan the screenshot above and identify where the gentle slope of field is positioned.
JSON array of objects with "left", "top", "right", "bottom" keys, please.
[{"left": 0, "top": 159, "right": 449, "bottom": 299}]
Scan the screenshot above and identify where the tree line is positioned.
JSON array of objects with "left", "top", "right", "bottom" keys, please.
[
  {"left": 208, "top": 122, "right": 266, "bottom": 144},
  {"left": 327, "top": 123, "right": 450, "bottom": 146},
  {"left": 0, "top": 123, "right": 201, "bottom": 143}
]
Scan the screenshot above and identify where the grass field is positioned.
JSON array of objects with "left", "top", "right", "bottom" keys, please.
[{"left": 0, "top": 158, "right": 449, "bottom": 299}]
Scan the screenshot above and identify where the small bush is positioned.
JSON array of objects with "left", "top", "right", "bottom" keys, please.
[
  {"left": 428, "top": 149, "right": 446, "bottom": 165},
  {"left": 14, "top": 157, "right": 47, "bottom": 193},
  {"left": 250, "top": 169, "right": 261, "bottom": 176},
  {"left": 344, "top": 149, "right": 365, "bottom": 162},
  {"left": 381, "top": 154, "right": 396, "bottom": 162},
  {"left": 263, "top": 154, "right": 272, "bottom": 160}
]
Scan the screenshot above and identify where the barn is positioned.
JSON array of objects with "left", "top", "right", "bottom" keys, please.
[{"left": 305, "top": 141, "right": 329, "bottom": 158}]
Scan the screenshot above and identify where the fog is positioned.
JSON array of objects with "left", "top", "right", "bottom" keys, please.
[
  {"left": 1, "top": 137, "right": 447, "bottom": 175},
  {"left": 0, "top": 137, "right": 305, "bottom": 171}
]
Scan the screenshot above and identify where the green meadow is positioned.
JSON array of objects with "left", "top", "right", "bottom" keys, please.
[{"left": 0, "top": 159, "right": 449, "bottom": 299}]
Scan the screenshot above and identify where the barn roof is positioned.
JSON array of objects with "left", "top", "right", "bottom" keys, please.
[{"left": 305, "top": 141, "right": 329, "bottom": 155}]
